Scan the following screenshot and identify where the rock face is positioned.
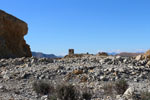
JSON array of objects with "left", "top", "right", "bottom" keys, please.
[{"left": 0, "top": 10, "right": 32, "bottom": 58}]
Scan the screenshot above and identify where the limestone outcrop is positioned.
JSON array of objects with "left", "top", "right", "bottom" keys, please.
[
  {"left": 144, "top": 50, "right": 150, "bottom": 59},
  {"left": 0, "top": 10, "right": 32, "bottom": 58}
]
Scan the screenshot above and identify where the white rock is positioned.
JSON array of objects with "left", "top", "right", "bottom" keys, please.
[
  {"left": 116, "top": 95, "right": 125, "bottom": 100},
  {"left": 135, "top": 55, "right": 142, "bottom": 61},
  {"left": 41, "top": 95, "right": 48, "bottom": 100},
  {"left": 146, "top": 61, "right": 150, "bottom": 67},
  {"left": 123, "top": 87, "right": 134, "bottom": 100},
  {"left": 116, "top": 56, "right": 121, "bottom": 59},
  {"left": 0, "top": 85, "right": 5, "bottom": 89}
]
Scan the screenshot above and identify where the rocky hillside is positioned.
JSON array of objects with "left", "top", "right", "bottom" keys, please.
[
  {"left": 116, "top": 52, "right": 143, "bottom": 57},
  {"left": 0, "top": 55, "right": 150, "bottom": 100},
  {"left": 32, "top": 52, "right": 58, "bottom": 58}
]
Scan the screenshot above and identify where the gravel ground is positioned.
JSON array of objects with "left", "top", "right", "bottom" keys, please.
[{"left": 0, "top": 55, "right": 150, "bottom": 100}]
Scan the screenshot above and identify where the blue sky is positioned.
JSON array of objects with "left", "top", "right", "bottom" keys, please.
[{"left": 1, "top": 0, "right": 150, "bottom": 55}]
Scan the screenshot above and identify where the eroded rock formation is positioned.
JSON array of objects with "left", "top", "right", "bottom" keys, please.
[
  {"left": 97, "top": 52, "right": 108, "bottom": 56},
  {"left": 144, "top": 50, "right": 150, "bottom": 59},
  {"left": 0, "top": 10, "right": 32, "bottom": 58}
]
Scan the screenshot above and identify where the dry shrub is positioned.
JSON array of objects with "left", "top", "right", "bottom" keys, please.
[
  {"left": 33, "top": 80, "right": 92, "bottom": 100},
  {"left": 102, "top": 82, "right": 114, "bottom": 96},
  {"left": 141, "top": 91, "right": 150, "bottom": 100},
  {"left": 56, "top": 84, "right": 79, "bottom": 100},
  {"left": 114, "top": 79, "right": 129, "bottom": 95},
  {"left": 32, "top": 80, "right": 54, "bottom": 95},
  {"left": 81, "top": 88, "right": 92, "bottom": 100}
]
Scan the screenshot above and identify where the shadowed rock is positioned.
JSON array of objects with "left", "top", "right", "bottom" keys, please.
[{"left": 0, "top": 10, "right": 32, "bottom": 58}]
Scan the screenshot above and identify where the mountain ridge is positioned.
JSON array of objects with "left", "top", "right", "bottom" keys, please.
[{"left": 32, "top": 51, "right": 58, "bottom": 58}]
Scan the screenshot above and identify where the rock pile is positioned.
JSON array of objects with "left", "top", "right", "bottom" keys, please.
[
  {"left": 135, "top": 50, "right": 150, "bottom": 61},
  {"left": 97, "top": 52, "right": 108, "bottom": 56},
  {"left": 0, "top": 55, "right": 150, "bottom": 100},
  {"left": 0, "top": 10, "right": 32, "bottom": 58}
]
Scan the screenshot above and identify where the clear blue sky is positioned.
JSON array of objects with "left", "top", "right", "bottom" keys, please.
[{"left": 1, "top": 0, "right": 150, "bottom": 55}]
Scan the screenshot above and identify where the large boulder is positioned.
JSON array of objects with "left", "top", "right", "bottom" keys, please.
[
  {"left": 0, "top": 10, "right": 32, "bottom": 58},
  {"left": 135, "top": 55, "right": 143, "bottom": 61}
]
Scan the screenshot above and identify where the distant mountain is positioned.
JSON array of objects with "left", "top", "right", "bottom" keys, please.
[
  {"left": 116, "top": 52, "right": 144, "bottom": 57},
  {"left": 32, "top": 52, "right": 58, "bottom": 58},
  {"left": 107, "top": 52, "right": 144, "bottom": 57}
]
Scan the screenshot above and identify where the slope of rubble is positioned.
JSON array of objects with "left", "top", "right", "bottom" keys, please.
[{"left": 0, "top": 55, "right": 150, "bottom": 100}]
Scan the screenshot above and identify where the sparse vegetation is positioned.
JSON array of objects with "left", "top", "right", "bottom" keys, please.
[
  {"left": 102, "top": 82, "right": 114, "bottom": 95},
  {"left": 32, "top": 81, "right": 92, "bottom": 100},
  {"left": 101, "top": 80, "right": 129, "bottom": 99},
  {"left": 56, "top": 84, "right": 79, "bottom": 100},
  {"left": 47, "top": 94, "right": 57, "bottom": 100},
  {"left": 140, "top": 91, "right": 150, "bottom": 100},
  {"left": 114, "top": 79, "right": 129, "bottom": 95},
  {"left": 82, "top": 90, "right": 92, "bottom": 100},
  {"left": 32, "top": 80, "right": 54, "bottom": 95}
]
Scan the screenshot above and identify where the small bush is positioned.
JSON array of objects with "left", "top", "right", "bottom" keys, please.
[
  {"left": 114, "top": 79, "right": 129, "bottom": 95},
  {"left": 82, "top": 91, "right": 92, "bottom": 100},
  {"left": 56, "top": 84, "right": 79, "bottom": 100},
  {"left": 32, "top": 81, "right": 92, "bottom": 100},
  {"left": 102, "top": 82, "right": 114, "bottom": 95},
  {"left": 141, "top": 91, "right": 150, "bottom": 100},
  {"left": 47, "top": 95, "right": 57, "bottom": 100},
  {"left": 32, "top": 81, "right": 54, "bottom": 95}
]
